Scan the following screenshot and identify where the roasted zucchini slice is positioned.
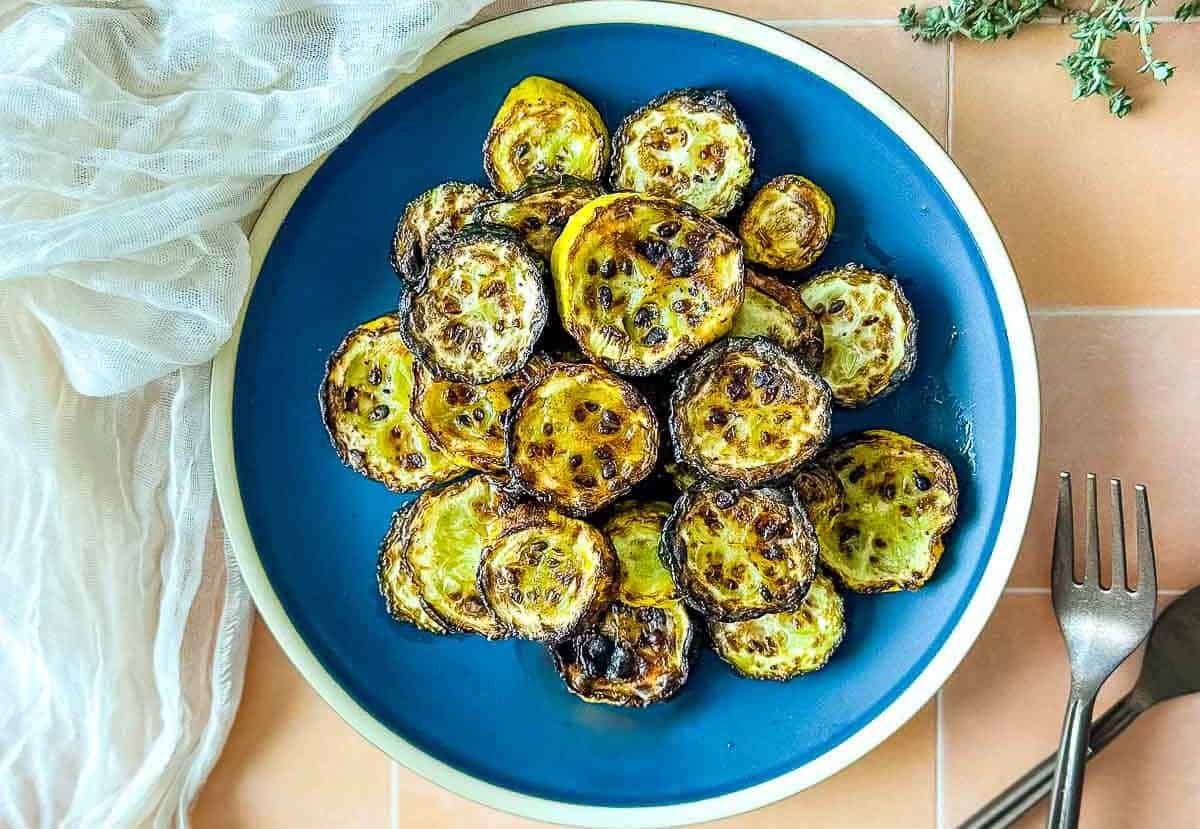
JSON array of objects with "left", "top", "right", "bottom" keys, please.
[
  {"left": 800, "top": 264, "right": 918, "bottom": 407},
  {"left": 390, "top": 181, "right": 495, "bottom": 283},
  {"left": 730, "top": 268, "right": 825, "bottom": 372},
  {"left": 320, "top": 314, "right": 469, "bottom": 492},
  {"left": 483, "top": 76, "right": 608, "bottom": 194},
  {"left": 411, "top": 353, "right": 550, "bottom": 473},
  {"left": 609, "top": 88, "right": 754, "bottom": 219},
  {"left": 663, "top": 486, "right": 818, "bottom": 622},
  {"left": 404, "top": 475, "right": 529, "bottom": 639},
  {"left": 507, "top": 363, "right": 659, "bottom": 516},
  {"left": 793, "top": 430, "right": 958, "bottom": 593},
  {"left": 377, "top": 507, "right": 448, "bottom": 634},
  {"left": 551, "top": 600, "right": 694, "bottom": 707},
  {"left": 708, "top": 570, "right": 845, "bottom": 680},
  {"left": 603, "top": 500, "right": 678, "bottom": 606},
  {"left": 399, "top": 224, "right": 548, "bottom": 384},
  {"left": 669, "top": 337, "right": 832, "bottom": 488},
  {"left": 663, "top": 460, "right": 703, "bottom": 494},
  {"left": 478, "top": 512, "right": 617, "bottom": 641},
  {"left": 738, "top": 175, "right": 835, "bottom": 272},
  {"left": 472, "top": 175, "right": 606, "bottom": 258},
  {"left": 551, "top": 192, "right": 743, "bottom": 376}
]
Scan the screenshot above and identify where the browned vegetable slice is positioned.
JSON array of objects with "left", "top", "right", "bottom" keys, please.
[
  {"left": 405, "top": 475, "right": 528, "bottom": 639},
  {"left": 669, "top": 337, "right": 832, "bottom": 488},
  {"left": 377, "top": 507, "right": 448, "bottom": 634},
  {"left": 800, "top": 264, "right": 918, "bottom": 407},
  {"left": 320, "top": 314, "right": 469, "bottom": 493},
  {"left": 507, "top": 363, "right": 659, "bottom": 516},
  {"left": 793, "top": 429, "right": 958, "bottom": 593},
  {"left": 663, "top": 486, "right": 818, "bottom": 622},
  {"left": 411, "top": 354, "right": 550, "bottom": 473},
  {"left": 603, "top": 500, "right": 678, "bottom": 606},
  {"left": 550, "top": 192, "right": 744, "bottom": 376},
  {"left": 551, "top": 601, "right": 694, "bottom": 707},
  {"left": 709, "top": 570, "right": 845, "bottom": 680},
  {"left": 390, "top": 181, "right": 495, "bottom": 283},
  {"left": 400, "top": 225, "right": 548, "bottom": 384},
  {"left": 738, "top": 175, "right": 835, "bottom": 272},
  {"left": 472, "top": 175, "right": 606, "bottom": 258},
  {"left": 478, "top": 512, "right": 617, "bottom": 642},
  {"left": 730, "top": 268, "right": 825, "bottom": 372},
  {"left": 483, "top": 76, "right": 608, "bottom": 194},
  {"left": 610, "top": 88, "right": 754, "bottom": 218}
]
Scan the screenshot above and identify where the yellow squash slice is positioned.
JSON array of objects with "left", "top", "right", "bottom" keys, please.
[
  {"left": 390, "top": 181, "right": 495, "bottom": 283},
  {"left": 551, "top": 192, "right": 743, "bottom": 376},
  {"left": 738, "top": 175, "right": 835, "bottom": 272},
  {"left": 472, "top": 175, "right": 606, "bottom": 258},
  {"left": 483, "top": 76, "right": 608, "bottom": 194},
  {"left": 709, "top": 571, "right": 845, "bottom": 680},
  {"left": 793, "top": 429, "right": 958, "bottom": 593},
  {"left": 800, "top": 264, "right": 918, "bottom": 407},
  {"left": 377, "top": 507, "right": 448, "bottom": 634},
  {"left": 320, "top": 314, "right": 469, "bottom": 492},
  {"left": 507, "top": 362, "right": 659, "bottom": 516},
  {"left": 610, "top": 88, "right": 754, "bottom": 218}
]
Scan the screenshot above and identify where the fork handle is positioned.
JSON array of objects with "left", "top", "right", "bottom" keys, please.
[
  {"left": 957, "top": 694, "right": 1142, "bottom": 829},
  {"left": 1046, "top": 682, "right": 1100, "bottom": 829}
]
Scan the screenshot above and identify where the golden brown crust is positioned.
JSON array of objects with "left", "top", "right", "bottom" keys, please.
[
  {"left": 390, "top": 181, "right": 495, "bottom": 283},
  {"left": 319, "top": 314, "right": 469, "bottom": 493},
  {"left": 662, "top": 486, "right": 818, "bottom": 622},
  {"left": 551, "top": 192, "right": 744, "bottom": 376},
  {"left": 507, "top": 363, "right": 660, "bottom": 516},
  {"left": 730, "top": 269, "right": 825, "bottom": 372},
  {"left": 376, "top": 506, "right": 449, "bottom": 634},
  {"left": 738, "top": 175, "right": 834, "bottom": 272},
  {"left": 472, "top": 175, "right": 606, "bottom": 258},
  {"left": 669, "top": 338, "right": 832, "bottom": 488}
]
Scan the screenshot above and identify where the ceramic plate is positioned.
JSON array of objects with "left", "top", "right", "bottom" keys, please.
[{"left": 211, "top": 3, "right": 1039, "bottom": 826}]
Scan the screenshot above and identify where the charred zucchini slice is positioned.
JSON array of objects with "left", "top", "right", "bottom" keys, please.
[
  {"left": 551, "top": 601, "right": 694, "bottom": 707},
  {"left": 507, "top": 363, "right": 659, "bottom": 516},
  {"left": 663, "top": 460, "right": 703, "bottom": 494},
  {"left": 320, "top": 314, "right": 469, "bottom": 492},
  {"left": 730, "top": 268, "right": 825, "bottom": 372},
  {"left": 663, "top": 486, "right": 818, "bottom": 622},
  {"left": 405, "top": 475, "right": 528, "bottom": 639},
  {"left": 483, "top": 76, "right": 608, "bottom": 194},
  {"left": 800, "top": 265, "right": 918, "bottom": 407},
  {"left": 603, "top": 500, "right": 678, "bottom": 605},
  {"left": 793, "top": 430, "right": 958, "bottom": 593},
  {"left": 709, "top": 570, "right": 845, "bottom": 680},
  {"left": 400, "top": 225, "right": 548, "bottom": 384},
  {"left": 738, "top": 175, "right": 835, "bottom": 272},
  {"left": 551, "top": 192, "right": 743, "bottom": 376},
  {"left": 411, "top": 353, "right": 550, "bottom": 473},
  {"left": 472, "top": 175, "right": 606, "bottom": 258},
  {"left": 610, "top": 88, "right": 754, "bottom": 219},
  {"left": 377, "top": 507, "right": 448, "bottom": 634},
  {"left": 390, "top": 181, "right": 495, "bottom": 283},
  {"left": 478, "top": 512, "right": 617, "bottom": 641},
  {"left": 669, "top": 337, "right": 832, "bottom": 488}
]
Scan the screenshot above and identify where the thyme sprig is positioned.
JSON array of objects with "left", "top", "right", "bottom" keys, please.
[{"left": 900, "top": 0, "right": 1192, "bottom": 116}]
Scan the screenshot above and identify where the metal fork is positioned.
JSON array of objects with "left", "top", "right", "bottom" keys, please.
[{"left": 1047, "top": 472, "right": 1156, "bottom": 829}]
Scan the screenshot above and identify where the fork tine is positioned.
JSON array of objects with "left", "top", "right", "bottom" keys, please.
[
  {"left": 1053, "top": 472, "right": 1075, "bottom": 587},
  {"left": 1084, "top": 473, "right": 1100, "bottom": 585},
  {"left": 1109, "top": 479, "right": 1127, "bottom": 591},
  {"left": 1135, "top": 484, "right": 1156, "bottom": 595}
]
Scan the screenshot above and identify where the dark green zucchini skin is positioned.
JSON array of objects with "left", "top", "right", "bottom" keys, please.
[
  {"left": 398, "top": 223, "right": 549, "bottom": 384},
  {"left": 660, "top": 484, "right": 817, "bottom": 622},
  {"left": 609, "top": 88, "right": 755, "bottom": 219},
  {"left": 471, "top": 175, "right": 606, "bottom": 257}
]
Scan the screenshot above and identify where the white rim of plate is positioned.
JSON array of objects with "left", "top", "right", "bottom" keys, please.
[{"left": 210, "top": 2, "right": 1041, "bottom": 826}]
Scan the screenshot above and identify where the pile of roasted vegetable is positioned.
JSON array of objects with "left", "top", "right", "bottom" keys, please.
[{"left": 319, "top": 75, "right": 960, "bottom": 707}]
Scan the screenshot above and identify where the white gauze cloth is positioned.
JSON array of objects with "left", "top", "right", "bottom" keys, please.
[{"left": 0, "top": 1, "right": 490, "bottom": 826}]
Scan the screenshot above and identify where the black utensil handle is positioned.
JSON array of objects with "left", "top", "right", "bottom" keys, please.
[{"left": 957, "top": 694, "right": 1142, "bottom": 829}]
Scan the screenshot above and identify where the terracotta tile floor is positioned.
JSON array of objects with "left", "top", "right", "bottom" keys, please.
[{"left": 193, "top": 2, "right": 1200, "bottom": 826}]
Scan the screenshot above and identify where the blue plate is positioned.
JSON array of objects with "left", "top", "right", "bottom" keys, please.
[{"left": 213, "top": 4, "right": 1038, "bottom": 825}]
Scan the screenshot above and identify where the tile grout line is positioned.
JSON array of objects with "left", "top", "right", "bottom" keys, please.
[
  {"left": 1030, "top": 306, "right": 1200, "bottom": 317},
  {"left": 390, "top": 762, "right": 400, "bottom": 829},
  {"left": 936, "top": 688, "right": 946, "bottom": 829},
  {"left": 765, "top": 17, "right": 900, "bottom": 27},
  {"left": 1005, "top": 587, "right": 1185, "bottom": 595},
  {"left": 946, "top": 39, "right": 955, "bottom": 154}
]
